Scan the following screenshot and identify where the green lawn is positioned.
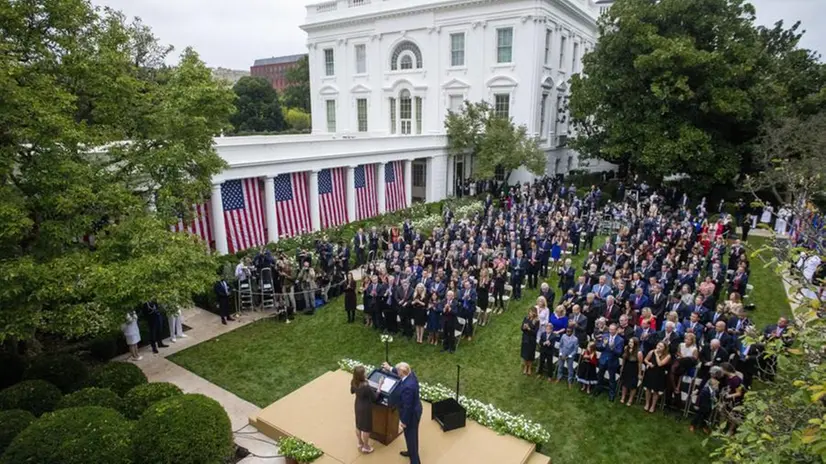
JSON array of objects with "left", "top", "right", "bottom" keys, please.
[{"left": 744, "top": 236, "right": 793, "bottom": 327}]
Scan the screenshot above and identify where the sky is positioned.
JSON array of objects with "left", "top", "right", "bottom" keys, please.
[{"left": 91, "top": 0, "right": 826, "bottom": 70}]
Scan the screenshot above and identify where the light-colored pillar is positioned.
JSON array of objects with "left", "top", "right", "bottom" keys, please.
[
  {"left": 309, "top": 170, "right": 321, "bottom": 231},
  {"left": 446, "top": 155, "right": 455, "bottom": 197},
  {"left": 346, "top": 166, "right": 356, "bottom": 222},
  {"left": 377, "top": 162, "right": 386, "bottom": 214},
  {"left": 210, "top": 183, "right": 228, "bottom": 255},
  {"left": 404, "top": 159, "right": 413, "bottom": 206},
  {"left": 264, "top": 176, "right": 278, "bottom": 243}
]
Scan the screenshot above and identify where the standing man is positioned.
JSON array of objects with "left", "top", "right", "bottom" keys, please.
[
  {"left": 354, "top": 228, "right": 367, "bottom": 267},
  {"left": 213, "top": 273, "right": 235, "bottom": 325},
  {"left": 142, "top": 301, "right": 168, "bottom": 354},
  {"left": 382, "top": 361, "right": 422, "bottom": 464},
  {"left": 595, "top": 323, "right": 624, "bottom": 401}
]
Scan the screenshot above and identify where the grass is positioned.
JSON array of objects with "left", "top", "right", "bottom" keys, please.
[{"left": 743, "top": 235, "right": 793, "bottom": 327}]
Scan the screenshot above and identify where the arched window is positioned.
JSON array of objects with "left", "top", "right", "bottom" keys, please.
[{"left": 390, "top": 41, "right": 423, "bottom": 70}]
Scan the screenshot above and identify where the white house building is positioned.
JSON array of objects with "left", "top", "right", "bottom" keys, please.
[{"left": 199, "top": 0, "right": 612, "bottom": 255}]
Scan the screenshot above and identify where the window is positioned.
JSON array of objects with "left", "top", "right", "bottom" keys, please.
[
  {"left": 539, "top": 93, "right": 548, "bottom": 138},
  {"left": 494, "top": 165, "right": 506, "bottom": 182},
  {"left": 544, "top": 30, "right": 552, "bottom": 65},
  {"left": 572, "top": 42, "right": 579, "bottom": 73},
  {"left": 355, "top": 44, "right": 366, "bottom": 74},
  {"left": 357, "top": 98, "right": 368, "bottom": 132},
  {"left": 391, "top": 41, "right": 423, "bottom": 70},
  {"left": 400, "top": 90, "right": 412, "bottom": 135},
  {"left": 450, "top": 33, "right": 465, "bottom": 67},
  {"left": 413, "top": 163, "right": 425, "bottom": 187},
  {"left": 496, "top": 28, "right": 513, "bottom": 63},
  {"left": 324, "top": 48, "right": 335, "bottom": 76},
  {"left": 448, "top": 95, "right": 463, "bottom": 113},
  {"left": 400, "top": 55, "right": 413, "bottom": 70},
  {"left": 552, "top": 95, "right": 562, "bottom": 136},
  {"left": 494, "top": 93, "right": 510, "bottom": 119},
  {"left": 326, "top": 100, "right": 336, "bottom": 132},
  {"left": 415, "top": 97, "right": 422, "bottom": 134},
  {"left": 558, "top": 36, "right": 567, "bottom": 69},
  {"left": 389, "top": 98, "right": 396, "bottom": 134}
]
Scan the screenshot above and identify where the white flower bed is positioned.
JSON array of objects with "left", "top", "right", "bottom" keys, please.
[{"left": 337, "top": 358, "right": 550, "bottom": 444}]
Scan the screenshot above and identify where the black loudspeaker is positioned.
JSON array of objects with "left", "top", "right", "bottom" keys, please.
[{"left": 431, "top": 365, "right": 466, "bottom": 432}]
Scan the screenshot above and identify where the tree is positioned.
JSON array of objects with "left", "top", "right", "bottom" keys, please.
[
  {"left": 569, "top": 0, "right": 824, "bottom": 188},
  {"left": 445, "top": 101, "right": 546, "bottom": 181},
  {"left": 284, "top": 107, "right": 311, "bottom": 132},
  {"left": 283, "top": 56, "right": 311, "bottom": 114},
  {"left": 0, "top": 0, "right": 235, "bottom": 345},
  {"left": 230, "top": 76, "right": 286, "bottom": 133}
]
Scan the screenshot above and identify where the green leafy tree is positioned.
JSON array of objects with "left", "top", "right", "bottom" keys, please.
[
  {"left": 283, "top": 56, "right": 311, "bottom": 114},
  {"left": 445, "top": 101, "right": 545, "bottom": 181},
  {"left": 230, "top": 76, "right": 286, "bottom": 133},
  {"left": 0, "top": 0, "right": 234, "bottom": 345},
  {"left": 569, "top": 0, "right": 824, "bottom": 188},
  {"left": 284, "top": 107, "right": 311, "bottom": 131}
]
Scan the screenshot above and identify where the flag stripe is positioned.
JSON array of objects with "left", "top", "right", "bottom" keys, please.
[
  {"left": 275, "top": 172, "right": 312, "bottom": 238},
  {"left": 385, "top": 161, "right": 407, "bottom": 213},
  {"left": 319, "top": 167, "right": 348, "bottom": 229},
  {"left": 172, "top": 202, "right": 213, "bottom": 248},
  {"left": 221, "top": 178, "right": 266, "bottom": 254},
  {"left": 355, "top": 164, "right": 378, "bottom": 220}
]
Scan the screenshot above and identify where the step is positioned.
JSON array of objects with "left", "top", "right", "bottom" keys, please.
[{"left": 524, "top": 451, "right": 551, "bottom": 464}]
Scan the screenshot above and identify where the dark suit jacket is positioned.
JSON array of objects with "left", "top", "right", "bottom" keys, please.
[
  {"left": 596, "top": 334, "right": 624, "bottom": 367},
  {"left": 700, "top": 345, "right": 729, "bottom": 366},
  {"left": 707, "top": 330, "right": 735, "bottom": 354},
  {"left": 390, "top": 369, "right": 423, "bottom": 427},
  {"left": 657, "top": 330, "right": 682, "bottom": 356},
  {"left": 213, "top": 281, "right": 231, "bottom": 297},
  {"left": 559, "top": 267, "right": 576, "bottom": 291},
  {"left": 601, "top": 304, "right": 621, "bottom": 324}
]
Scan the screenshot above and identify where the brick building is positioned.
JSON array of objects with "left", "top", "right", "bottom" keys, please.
[{"left": 250, "top": 54, "right": 306, "bottom": 92}]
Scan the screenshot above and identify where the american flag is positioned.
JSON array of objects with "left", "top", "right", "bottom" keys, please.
[
  {"left": 172, "top": 203, "right": 213, "bottom": 246},
  {"left": 318, "top": 168, "right": 347, "bottom": 229},
  {"left": 275, "top": 172, "right": 311, "bottom": 238},
  {"left": 221, "top": 178, "right": 265, "bottom": 254},
  {"left": 355, "top": 164, "right": 377, "bottom": 220},
  {"left": 385, "top": 160, "right": 407, "bottom": 213}
]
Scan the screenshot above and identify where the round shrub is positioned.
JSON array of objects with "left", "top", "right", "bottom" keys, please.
[
  {"left": 123, "top": 382, "right": 183, "bottom": 419},
  {"left": 1, "top": 406, "right": 133, "bottom": 464},
  {"left": 89, "top": 331, "right": 122, "bottom": 361},
  {"left": 57, "top": 387, "right": 124, "bottom": 412},
  {"left": 0, "top": 409, "right": 35, "bottom": 455},
  {"left": 0, "top": 380, "right": 62, "bottom": 416},
  {"left": 23, "top": 354, "right": 88, "bottom": 393},
  {"left": 133, "top": 394, "right": 233, "bottom": 464},
  {"left": 0, "top": 352, "right": 27, "bottom": 390},
  {"left": 88, "top": 361, "right": 147, "bottom": 396}
]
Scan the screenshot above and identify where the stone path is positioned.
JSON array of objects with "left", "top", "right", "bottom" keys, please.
[{"left": 119, "top": 307, "right": 284, "bottom": 464}]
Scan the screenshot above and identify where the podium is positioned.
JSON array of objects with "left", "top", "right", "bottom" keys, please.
[{"left": 367, "top": 369, "right": 402, "bottom": 445}]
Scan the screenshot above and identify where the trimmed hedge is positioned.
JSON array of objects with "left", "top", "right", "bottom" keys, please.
[
  {"left": 0, "top": 406, "right": 133, "bottom": 464},
  {"left": 133, "top": 393, "right": 234, "bottom": 464},
  {"left": 87, "top": 362, "right": 148, "bottom": 396},
  {"left": 0, "top": 352, "right": 27, "bottom": 390},
  {"left": 123, "top": 382, "right": 183, "bottom": 419},
  {"left": 0, "top": 380, "right": 62, "bottom": 417},
  {"left": 57, "top": 387, "right": 124, "bottom": 412},
  {"left": 23, "top": 354, "right": 88, "bottom": 393},
  {"left": 0, "top": 409, "right": 35, "bottom": 455},
  {"left": 89, "top": 330, "right": 123, "bottom": 361}
]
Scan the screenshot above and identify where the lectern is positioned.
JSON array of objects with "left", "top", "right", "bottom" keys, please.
[{"left": 367, "top": 369, "right": 402, "bottom": 445}]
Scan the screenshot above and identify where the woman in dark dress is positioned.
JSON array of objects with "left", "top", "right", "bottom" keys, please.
[
  {"left": 521, "top": 307, "right": 540, "bottom": 375},
  {"left": 620, "top": 337, "right": 642, "bottom": 406},
  {"left": 426, "top": 292, "right": 441, "bottom": 346},
  {"left": 477, "top": 269, "right": 491, "bottom": 326},
  {"left": 343, "top": 272, "right": 358, "bottom": 323},
  {"left": 411, "top": 283, "right": 428, "bottom": 344},
  {"left": 643, "top": 341, "right": 671, "bottom": 413},
  {"left": 351, "top": 365, "right": 379, "bottom": 454}
]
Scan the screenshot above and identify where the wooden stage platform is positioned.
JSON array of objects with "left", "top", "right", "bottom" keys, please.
[{"left": 250, "top": 370, "right": 549, "bottom": 464}]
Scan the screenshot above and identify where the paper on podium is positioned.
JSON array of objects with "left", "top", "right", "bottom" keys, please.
[{"left": 370, "top": 375, "right": 397, "bottom": 394}]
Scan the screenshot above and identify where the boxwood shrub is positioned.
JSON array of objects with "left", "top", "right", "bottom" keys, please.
[
  {"left": 123, "top": 382, "right": 183, "bottom": 419},
  {"left": 87, "top": 361, "right": 148, "bottom": 396},
  {"left": 133, "top": 394, "right": 234, "bottom": 464},
  {"left": 57, "top": 387, "right": 124, "bottom": 412},
  {"left": 23, "top": 354, "right": 88, "bottom": 393},
  {"left": 0, "top": 380, "right": 62, "bottom": 417},
  {"left": 0, "top": 406, "right": 133, "bottom": 464},
  {"left": 0, "top": 409, "right": 35, "bottom": 455},
  {"left": 0, "top": 352, "right": 27, "bottom": 390}
]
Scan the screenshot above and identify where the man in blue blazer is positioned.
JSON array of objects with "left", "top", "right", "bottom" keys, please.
[
  {"left": 382, "top": 361, "right": 423, "bottom": 464},
  {"left": 595, "top": 323, "right": 624, "bottom": 401}
]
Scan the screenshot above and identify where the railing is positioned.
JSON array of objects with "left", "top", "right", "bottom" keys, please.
[
  {"left": 315, "top": 1, "right": 337, "bottom": 13},
  {"left": 348, "top": 0, "right": 371, "bottom": 7}
]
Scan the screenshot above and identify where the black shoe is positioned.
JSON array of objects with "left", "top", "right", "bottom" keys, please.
[
  {"left": 152, "top": 348, "right": 159, "bottom": 354},
  {"left": 157, "top": 343, "right": 169, "bottom": 348},
  {"left": 400, "top": 451, "right": 410, "bottom": 457},
  {"left": 221, "top": 318, "right": 227, "bottom": 325},
  {"left": 226, "top": 316, "right": 236, "bottom": 321}
]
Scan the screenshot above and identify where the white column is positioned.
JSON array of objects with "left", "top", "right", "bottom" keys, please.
[
  {"left": 346, "top": 165, "right": 356, "bottom": 222},
  {"left": 309, "top": 170, "right": 321, "bottom": 232},
  {"left": 264, "top": 176, "right": 278, "bottom": 243},
  {"left": 377, "top": 162, "right": 386, "bottom": 214},
  {"left": 404, "top": 159, "right": 413, "bottom": 206},
  {"left": 210, "top": 183, "right": 228, "bottom": 255},
  {"left": 446, "top": 155, "right": 455, "bottom": 197}
]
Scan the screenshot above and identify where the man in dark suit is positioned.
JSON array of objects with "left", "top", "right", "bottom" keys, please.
[
  {"left": 382, "top": 361, "right": 423, "bottom": 464},
  {"left": 635, "top": 319, "right": 657, "bottom": 355},
  {"left": 213, "top": 276, "right": 235, "bottom": 325},
  {"left": 395, "top": 280, "right": 414, "bottom": 338},
  {"left": 649, "top": 284, "right": 667, "bottom": 326},
  {"left": 382, "top": 276, "right": 398, "bottom": 333},
  {"left": 353, "top": 228, "right": 367, "bottom": 266},
  {"left": 558, "top": 259, "right": 576, "bottom": 294},
  {"left": 761, "top": 317, "right": 793, "bottom": 381},
  {"left": 142, "top": 301, "right": 168, "bottom": 353},
  {"left": 602, "top": 295, "right": 621, "bottom": 324},
  {"left": 441, "top": 291, "right": 459, "bottom": 353},
  {"left": 727, "top": 308, "right": 752, "bottom": 337},
  {"left": 708, "top": 321, "right": 735, "bottom": 354},
  {"left": 595, "top": 323, "right": 624, "bottom": 401},
  {"left": 509, "top": 250, "right": 527, "bottom": 300}
]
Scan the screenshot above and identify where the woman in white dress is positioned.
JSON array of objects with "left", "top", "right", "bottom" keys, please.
[
  {"left": 168, "top": 308, "right": 187, "bottom": 343},
  {"left": 122, "top": 311, "right": 142, "bottom": 361},
  {"left": 535, "top": 296, "right": 550, "bottom": 342},
  {"left": 774, "top": 207, "right": 788, "bottom": 235},
  {"left": 760, "top": 203, "right": 773, "bottom": 224}
]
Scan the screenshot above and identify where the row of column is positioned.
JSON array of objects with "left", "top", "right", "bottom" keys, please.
[{"left": 208, "top": 159, "right": 417, "bottom": 255}]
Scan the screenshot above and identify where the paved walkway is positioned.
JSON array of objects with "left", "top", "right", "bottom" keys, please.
[{"left": 119, "top": 307, "right": 284, "bottom": 464}]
